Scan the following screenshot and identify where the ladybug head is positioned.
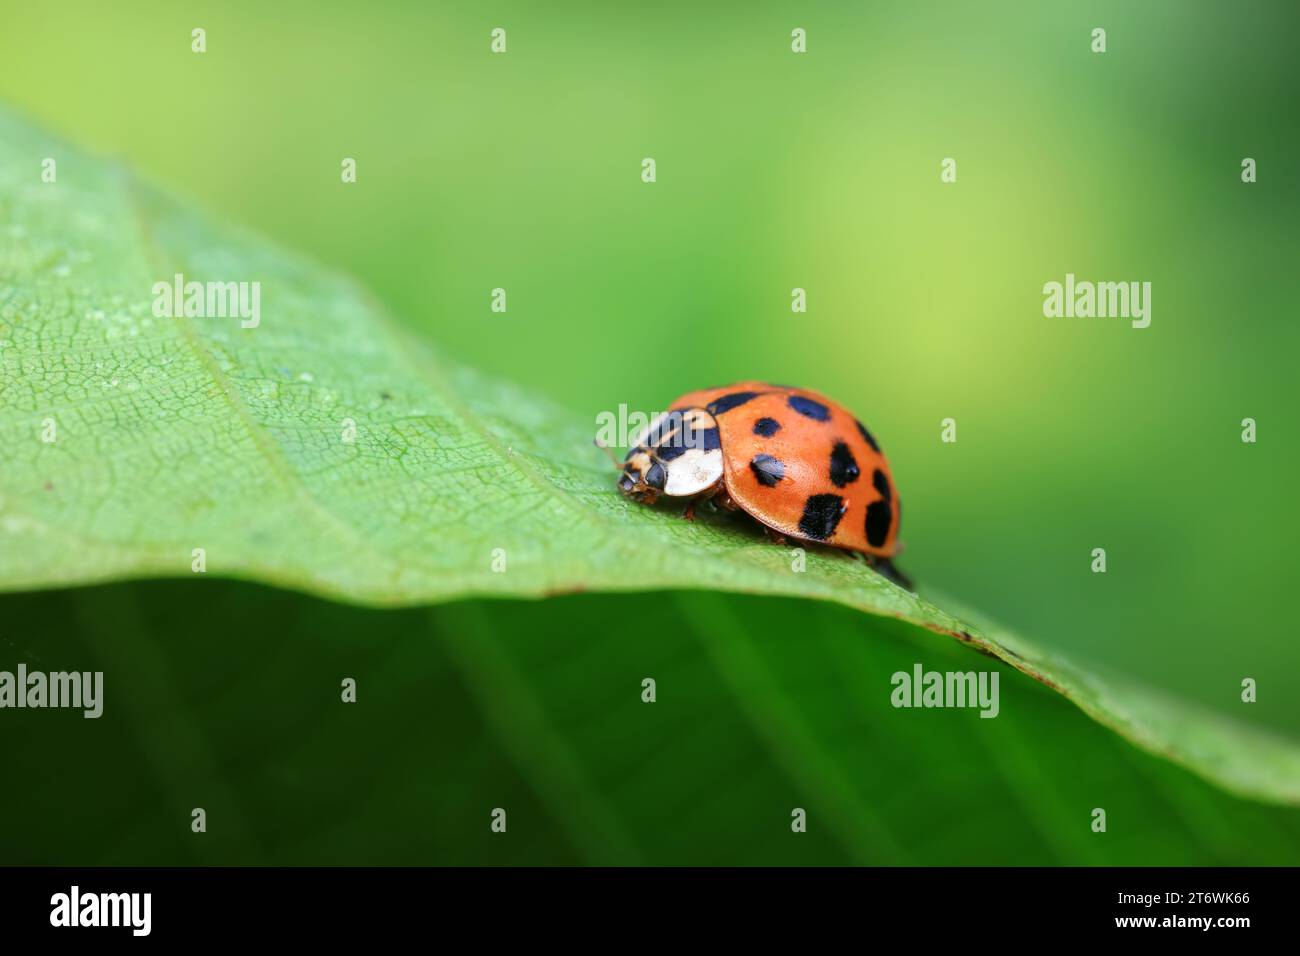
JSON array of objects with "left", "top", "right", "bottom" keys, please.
[
  {"left": 617, "top": 452, "right": 663, "bottom": 505},
  {"left": 595, "top": 436, "right": 662, "bottom": 504}
]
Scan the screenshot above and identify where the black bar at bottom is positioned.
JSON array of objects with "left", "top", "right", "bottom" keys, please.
[{"left": 0, "top": 866, "right": 1281, "bottom": 941}]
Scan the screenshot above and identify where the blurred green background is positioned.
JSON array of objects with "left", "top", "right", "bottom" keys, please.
[{"left": 1, "top": 0, "right": 1297, "bottom": 863}]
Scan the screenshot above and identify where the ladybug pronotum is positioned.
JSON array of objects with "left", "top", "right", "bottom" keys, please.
[{"left": 614, "top": 382, "right": 910, "bottom": 587}]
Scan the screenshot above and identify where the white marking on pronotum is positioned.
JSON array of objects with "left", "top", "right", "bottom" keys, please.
[{"left": 627, "top": 409, "right": 722, "bottom": 496}]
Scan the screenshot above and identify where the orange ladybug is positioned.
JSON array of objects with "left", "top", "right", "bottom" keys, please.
[{"left": 615, "top": 382, "right": 910, "bottom": 587}]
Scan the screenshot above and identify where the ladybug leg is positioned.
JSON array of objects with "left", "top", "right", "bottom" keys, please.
[
  {"left": 761, "top": 525, "right": 789, "bottom": 546},
  {"left": 711, "top": 488, "right": 742, "bottom": 512},
  {"left": 868, "top": 555, "right": 914, "bottom": 591},
  {"left": 685, "top": 482, "right": 735, "bottom": 519}
]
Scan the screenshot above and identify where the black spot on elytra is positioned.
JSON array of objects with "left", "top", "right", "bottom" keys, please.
[
  {"left": 865, "top": 499, "right": 892, "bottom": 548},
  {"left": 644, "top": 460, "right": 666, "bottom": 490},
  {"left": 753, "top": 417, "right": 781, "bottom": 437},
  {"left": 788, "top": 395, "right": 830, "bottom": 422},
  {"left": 872, "top": 468, "right": 891, "bottom": 502},
  {"left": 798, "top": 494, "right": 845, "bottom": 540},
  {"left": 707, "top": 391, "right": 760, "bottom": 415},
  {"left": 829, "top": 441, "right": 860, "bottom": 487},
  {"left": 749, "top": 454, "right": 785, "bottom": 487},
  {"left": 855, "top": 419, "right": 880, "bottom": 451}
]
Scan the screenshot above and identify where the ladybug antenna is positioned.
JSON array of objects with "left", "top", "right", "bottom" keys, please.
[{"left": 592, "top": 436, "right": 623, "bottom": 470}]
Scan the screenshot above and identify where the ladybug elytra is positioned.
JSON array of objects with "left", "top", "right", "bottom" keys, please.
[{"left": 613, "top": 382, "right": 910, "bottom": 588}]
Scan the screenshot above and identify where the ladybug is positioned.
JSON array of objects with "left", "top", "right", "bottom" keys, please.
[{"left": 612, "top": 382, "right": 911, "bottom": 588}]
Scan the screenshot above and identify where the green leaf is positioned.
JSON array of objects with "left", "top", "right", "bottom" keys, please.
[
  {"left": 2, "top": 107, "right": 1297, "bottom": 806},
  {"left": 6, "top": 580, "right": 1299, "bottom": 865}
]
